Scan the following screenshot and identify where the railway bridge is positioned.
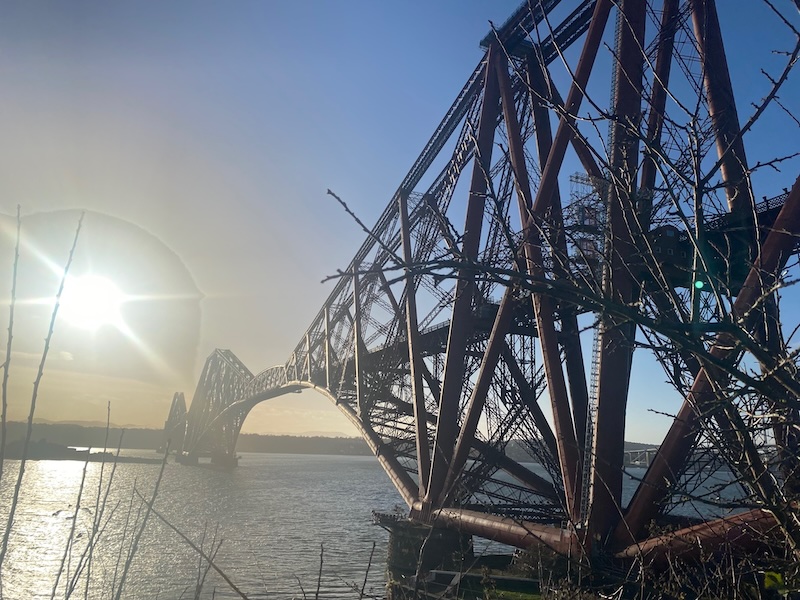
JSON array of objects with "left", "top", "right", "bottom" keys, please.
[{"left": 161, "top": 0, "right": 800, "bottom": 564}]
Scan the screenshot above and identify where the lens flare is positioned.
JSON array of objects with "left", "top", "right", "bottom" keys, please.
[{"left": 59, "top": 275, "right": 125, "bottom": 331}]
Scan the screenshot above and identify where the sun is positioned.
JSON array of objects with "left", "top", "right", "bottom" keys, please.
[{"left": 59, "top": 275, "right": 125, "bottom": 331}]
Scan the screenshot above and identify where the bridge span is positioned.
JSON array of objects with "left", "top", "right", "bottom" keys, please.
[{"left": 161, "top": 0, "right": 800, "bottom": 565}]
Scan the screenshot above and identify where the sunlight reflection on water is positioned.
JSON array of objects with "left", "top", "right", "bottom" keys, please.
[
  {"left": 0, "top": 454, "right": 741, "bottom": 599},
  {"left": 0, "top": 453, "right": 410, "bottom": 599}
]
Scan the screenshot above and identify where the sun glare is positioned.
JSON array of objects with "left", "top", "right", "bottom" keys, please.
[{"left": 59, "top": 275, "right": 125, "bottom": 331}]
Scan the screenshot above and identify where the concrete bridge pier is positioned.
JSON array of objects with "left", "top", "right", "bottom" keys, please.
[
  {"left": 176, "top": 452, "right": 199, "bottom": 466},
  {"left": 211, "top": 452, "right": 239, "bottom": 469},
  {"left": 376, "top": 514, "right": 474, "bottom": 579}
]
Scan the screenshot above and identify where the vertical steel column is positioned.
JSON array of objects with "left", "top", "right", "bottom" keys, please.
[
  {"left": 399, "top": 191, "right": 431, "bottom": 498},
  {"left": 691, "top": 0, "right": 754, "bottom": 216},
  {"left": 692, "top": 0, "right": 756, "bottom": 291},
  {"left": 617, "top": 175, "right": 800, "bottom": 546},
  {"left": 639, "top": 0, "right": 679, "bottom": 221},
  {"left": 589, "top": 0, "right": 647, "bottom": 542},
  {"left": 445, "top": 284, "right": 516, "bottom": 496},
  {"left": 526, "top": 58, "right": 604, "bottom": 182},
  {"left": 530, "top": 0, "right": 613, "bottom": 216},
  {"left": 305, "top": 332, "right": 312, "bottom": 382},
  {"left": 633, "top": 2, "right": 703, "bottom": 388},
  {"left": 352, "top": 264, "right": 366, "bottom": 418},
  {"left": 524, "top": 9, "right": 614, "bottom": 514},
  {"left": 426, "top": 48, "right": 501, "bottom": 507},
  {"left": 526, "top": 56, "right": 591, "bottom": 459},
  {"left": 497, "top": 51, "right": 582, "bottom": 520},
  {"left": 324, "top": 305, "right": 332, "bottom": 390}
]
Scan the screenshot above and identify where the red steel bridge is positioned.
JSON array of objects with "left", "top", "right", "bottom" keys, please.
[{"left": 162, "top": 0, "right": 800, "bottom": 564}]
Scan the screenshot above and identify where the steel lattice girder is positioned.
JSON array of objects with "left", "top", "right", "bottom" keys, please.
[{"left": 167, "top": 0, "right": 800, "bottom": 561}]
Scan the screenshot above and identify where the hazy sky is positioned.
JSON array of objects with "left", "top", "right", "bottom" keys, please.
[{"left": 0, "top": 2, "right": 796, "bottom": 440}]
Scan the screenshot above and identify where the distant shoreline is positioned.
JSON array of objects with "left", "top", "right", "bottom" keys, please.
[
  {"left": 3, "top": 421, "right": 375, "bottom": 457},
  {"left": 3, "top": 421, "right": 657, "bottom": 461},
  {"left": 3, "top": 439, "right": 163, "bottom": 464}
]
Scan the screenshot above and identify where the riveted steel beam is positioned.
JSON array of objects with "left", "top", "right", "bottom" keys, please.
[
  {"left": 589, "top": 0, "right": 647, "bottom": 542},
  {"left": 352, "top": 265, "right": 366, "bottom": 419},
  {"left": 412, "top": 507, "right": 578, "bottom": 555},
  {"left": 324, "top": 305, "right": 332, "bottom": 390},
  {"left": 526, "top": 57, "right": 604, "bottom": 183},
  {"left": 444, "top": 283, "right": 517, "bottom": 499},
  {"left": 639, "top": 0, "right": 679, "bottom": 222},
  {"left": 399, "top": 190, "right": 431, "bottom": 498},
  {"left": 531, "top": 0, "right": 613, "bottom": 217},
  {"left": 691, "top": 0, "right": 754, "bottom": 216},
  {"left": 497, "top": 49, "right": 582, "bottom": 521},
  {"left": 426, "top": 48, "right": 502, "bottom": 507},
  {"left": 525, "top": 55, "right": 591, "bottom": 461}
]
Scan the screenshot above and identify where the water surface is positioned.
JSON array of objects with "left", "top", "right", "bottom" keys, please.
[
  {"left": 1, "top": 453, "right": 407, "bottom": 599},
  {"left": 0, "top": 452, "right": 742, "bottom": 599}
]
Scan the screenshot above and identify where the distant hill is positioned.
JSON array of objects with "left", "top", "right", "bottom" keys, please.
[
  {"left": 3, "top": 422, "right": 370, "bottom": 456},
  {"left": 5, "top": 421, "right": 162, "bottom": 450},
  {"left": 623, "top": 441, "right": 659, "bottom": 451},
  {"left": 3, "top": 422, "right": 658, "bottom": 459},
  {"left": 33, "top": 418, "right": 140, "bottom": 428}
]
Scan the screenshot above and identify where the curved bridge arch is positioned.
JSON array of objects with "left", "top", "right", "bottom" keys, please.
[
  {"left": 165, "top": 0, "right": 800, "bottom": 565},
  {"left": 181, "top": 357, "right": 557, "bottom": 514},
  {"left": 217, "top": 380, "right": 419, "bottom": 506}
]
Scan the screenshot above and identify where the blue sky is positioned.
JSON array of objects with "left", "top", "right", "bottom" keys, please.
[{"left": 0, "top": 2, "right": 796, "bottom": 439}]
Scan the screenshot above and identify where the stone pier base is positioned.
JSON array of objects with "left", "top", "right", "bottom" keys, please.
[
  {"left": 211, "top": 453, "right": 239, "bottom": 468},
  {"left": 383, "top": 518, "right": 473, "bottom": 577}
]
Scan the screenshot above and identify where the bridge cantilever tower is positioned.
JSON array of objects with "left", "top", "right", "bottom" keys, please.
[{"left": 165, "top": 0, "right": 800, "bottom": 564}]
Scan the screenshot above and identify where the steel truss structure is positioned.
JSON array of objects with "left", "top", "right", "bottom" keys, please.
[{"left": 166, "top": 0, "right": 800, "bottom": 563}]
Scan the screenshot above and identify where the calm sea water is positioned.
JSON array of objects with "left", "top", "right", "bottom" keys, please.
[
  {"left": 0, "top": 453, "right": 409, "bottom": 599},
  {"left": 0, "top": 452, "right": 740, "bottom": 599}
]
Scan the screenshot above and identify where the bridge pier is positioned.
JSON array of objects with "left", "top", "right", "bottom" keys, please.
[
  {"left": 176, "top": 452, "right": 198, "bottom": 466},
  {"left": 377, "top": 514, "right": 474, "bottom": 580},
  {"left": 211, "top": 452, "right": 239, "bottom": 469},
  {"left": 176, "top": 451, "right": 238, "bottom": 469}
]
